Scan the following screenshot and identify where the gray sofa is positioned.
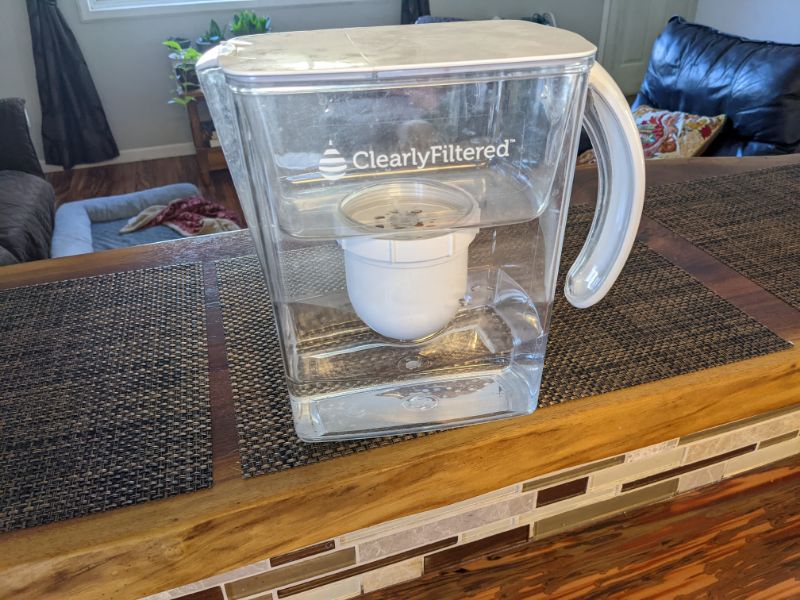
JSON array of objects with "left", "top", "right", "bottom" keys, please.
[{"left": 0, "top": 98, "right": 55, "bottom": 266}]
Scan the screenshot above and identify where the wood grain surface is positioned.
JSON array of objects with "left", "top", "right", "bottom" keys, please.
[
  {"left": 0, "top": 156, "right": 798, "bottom": 599},
  {"left": 364, "top": 455, "right": 800, "bottom": 599}
]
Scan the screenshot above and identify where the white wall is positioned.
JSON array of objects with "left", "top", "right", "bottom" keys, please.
[
  {"left": 0, "top": 0, "right": 400, "bottom": 164},
  {"left": 695, "top": 0, "right": 800, "bottom": 43},
  {"left": 431, "top": 0, "right": 606, "bottom": 46},
  {"left": 0, "top": 1, "right": 42, "bottom": 155}
]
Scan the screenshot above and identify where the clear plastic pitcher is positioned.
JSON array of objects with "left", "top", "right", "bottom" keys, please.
[{"left": 198, "top": 20, "right": 644, "bottom": 441}]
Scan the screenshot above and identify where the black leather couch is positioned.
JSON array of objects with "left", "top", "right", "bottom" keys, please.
[
  {"left": 0, "top": 98, "right": 55, "bottom": 266},
  {"left": 634, "top": 16, "right": 800, "bottom": 156}
]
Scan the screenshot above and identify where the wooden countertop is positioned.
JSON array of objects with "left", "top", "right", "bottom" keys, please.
[{"left": 1, "top": 156, "right": 799, "bottom": 599}]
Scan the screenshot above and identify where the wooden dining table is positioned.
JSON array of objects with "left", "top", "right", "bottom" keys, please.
[{"left": 0, "top": 155, "right": 798, "bottom": 599}]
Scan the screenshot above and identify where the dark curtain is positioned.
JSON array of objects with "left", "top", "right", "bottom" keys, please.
[
  {"left": 26, "top": 0, "right": 118, "bottom": 169},
  {"left": 401, "top": 0, "right": 430, "bottom": 24}
]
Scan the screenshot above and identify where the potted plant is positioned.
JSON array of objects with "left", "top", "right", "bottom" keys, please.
[
  {"left": 166, "top": 36, "right": 192, "bottom": 50},
  {"left": 163, "top": 39, "right": 202, "bottom": 106},
  {"left": 229, "top": 10, "right": 271, "bottom": 37},
  {"left": 196, "top": 19, "right": 225, "bottom": 52}
]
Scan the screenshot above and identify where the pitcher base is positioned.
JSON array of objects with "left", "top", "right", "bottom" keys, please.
[{"left": 290, "top": 366, "right": 540, "bottom": 441}]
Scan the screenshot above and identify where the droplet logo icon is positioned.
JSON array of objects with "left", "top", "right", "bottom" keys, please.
[{"left": 319, "top": 146, "right": 347, "bottom": 181}]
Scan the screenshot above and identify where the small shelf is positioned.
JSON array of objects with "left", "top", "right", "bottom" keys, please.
[
  {"left": 199, "top": 120, "right": 220, "bottom": 149},
  {"left": 183, "top": 90, "right": 227, "bottom": 185},
  {"left": 181, "top": 88, "right": 205, "bottom": 99}
]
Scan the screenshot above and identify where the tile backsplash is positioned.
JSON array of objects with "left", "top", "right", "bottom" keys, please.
[{"left": 144, "top": 404, "right": 800, "bottom": 600}]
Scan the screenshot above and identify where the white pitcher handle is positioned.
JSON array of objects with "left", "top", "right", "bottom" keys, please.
[{"left": 565, "top": 62, "right": 645, "bottom": 308}]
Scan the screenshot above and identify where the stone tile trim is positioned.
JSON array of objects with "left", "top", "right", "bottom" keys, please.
[
  {"left": 724, "top": 436, "right": 800, "bottom": 478},
  {"left": 275, "top": 538, "right": 457, "bottom": 598},
  {"left": 225, "top": 548, "right": 356, "bottom": 599},
  {"left": 533, "top": 479, "right": 680, "bottom": 538},
  {"left": 678, "top": 403, "right": 800, "bottom": 445},
  {"left": 424, "top": 526, "right": 530, "bottom": 572},
  {"left": 620, "top": 444, "right": 757, "bottom": 492},
  {"left": 590, "top": 447, "right": 685, "bottom": 490},
  {"left": 270, "top": 541, "right": 336, "bottom": 568},
  {"left": 153, "top": 407, "right": 800, "bottom": 600},
  {"left": 677, "top": 463, "right": 726, "bottom": 494},
  {"left": 681, "top": 408, "right": 800, "bottom": 463},
  {"left": 356, "top": 495, "right": 533, "bottom": 562},
  {"left": 461, "top": 516, "right": 518, "bottom": 544},
  {"left": 536, "top": 477, "right": 589, "bottom": 507},
  {"left": 171, "top": 589, "right": 224, "bottom": 600},
  {"left": 338, "top": 483, "right": 521, "bottom": 546},
  {"left": 625, "top": 439, "right": 680, "bottom": 462},
  {"left": 360, "top": 558, "right": 423, "bottom": 594},
  {"left": 759, "top": 430, "right": 798, "bottom": 449},
  {"left": 281, "top": 577, "right": 359, "bottom": 600},
  {"left": 521, "top": 455, "right": 625, "bottom": 493}
]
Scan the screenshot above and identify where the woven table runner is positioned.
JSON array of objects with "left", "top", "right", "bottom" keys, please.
[
  {"left": 645, "top": 164, "right": 800, "bottom": 310},
  {"left": 540, "top": 206, "right": 790, "bottom": 405},
  {"left": 0, "top": 264, "right": 212, "bottom": 532},
  {"left": 216, "top": 207, "right": 789, "bottom": 479}
]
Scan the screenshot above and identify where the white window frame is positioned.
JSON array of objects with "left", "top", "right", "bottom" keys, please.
[{"left": 77, "top": 0, "right": 372, "bottom": 22}]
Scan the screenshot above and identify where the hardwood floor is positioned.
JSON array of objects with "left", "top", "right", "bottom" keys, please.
[
  {"left": 46, "top": 156, "right": 244, "bottom": 223},
  {"left": 364, "top": 455, "right": 800, "bottom": 599}
]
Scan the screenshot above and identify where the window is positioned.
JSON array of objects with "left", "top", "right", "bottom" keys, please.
[{"left": 77, "top": 0, "right": 355, "bottom": 21}]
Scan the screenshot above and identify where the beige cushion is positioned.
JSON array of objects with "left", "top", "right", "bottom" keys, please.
[{"left": 577, "top": 105, "right": 727, "bottom": 165}]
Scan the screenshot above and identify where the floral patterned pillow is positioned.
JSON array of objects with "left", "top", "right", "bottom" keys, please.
[{"left": 577, "top": 105, "right": 727, "bottom": 165}]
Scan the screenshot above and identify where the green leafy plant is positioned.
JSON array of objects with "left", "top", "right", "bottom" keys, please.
[
  {"left": 165, "top": 36, "right": 191, "bottom": 49},
  {"left": 163, "top": 39, "right": 202, "bottom": 106},
  {"left": 197, "top": 19, "right": 225, "bottom": 47},
  {"left": 230, "top": 10, "right": 271, "bottom": 36}
]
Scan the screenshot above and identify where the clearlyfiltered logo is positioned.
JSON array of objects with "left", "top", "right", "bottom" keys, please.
[
  {"left": 318, "top": 138, "right": 516, "bottom": 181},
  {"left": 318, "top": 144, "right": 347, "bottom": 181}
]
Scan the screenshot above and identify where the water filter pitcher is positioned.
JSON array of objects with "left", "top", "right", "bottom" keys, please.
[{"left": 198, "top": 20, "right": 645, "bottom": 441}]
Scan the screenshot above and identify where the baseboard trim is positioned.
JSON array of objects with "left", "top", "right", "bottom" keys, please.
[{"left": 41, "top": 143, "right": 196, "bottom": 173}]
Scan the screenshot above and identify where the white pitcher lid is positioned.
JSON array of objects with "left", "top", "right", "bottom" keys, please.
[{"left": 215, "top": 20, "right": 596, "bottom": 83}]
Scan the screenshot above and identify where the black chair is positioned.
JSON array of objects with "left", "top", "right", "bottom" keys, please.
[{"left": 633, "top": 16, "right": 800, "bottom": 156}]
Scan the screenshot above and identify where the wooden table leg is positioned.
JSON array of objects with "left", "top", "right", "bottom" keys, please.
[{"left": 186, "top": 99, "right": 212, "bottom": 188}]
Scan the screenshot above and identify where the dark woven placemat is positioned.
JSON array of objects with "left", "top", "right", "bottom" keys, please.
[
  {"left": 540, "top": 206, "right": 790, "bottom": 406},
  {"left": 644, "top": 164, "right": 800, "bottom": 310},
  {"left": 0, "top": 265, "right": 212, "bottom": 532},
  {"left": 216, "top": 206, "right": 789, "bottom": 478}
]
